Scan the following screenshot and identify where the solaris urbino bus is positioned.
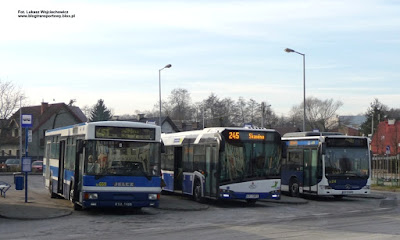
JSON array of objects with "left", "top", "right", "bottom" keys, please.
[
  {"left": 161, "top": 127, "right": 281, "bottom": 204},
  {"left": 281, "top": 132, "right": 371, "bottom": 198},
  {"left": 43, "top": 121, "right": 162, "bottom": 209}
]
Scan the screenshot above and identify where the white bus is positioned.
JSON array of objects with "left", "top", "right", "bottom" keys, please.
[
  {"left": 281, "top": 132, "right": 371, "bottom": 198},
  {"left": 161, "top": 127, "right": 281, "bottom": 203},
  {"left": 43, "top": 121, "right": 162, "bottom": 209}
]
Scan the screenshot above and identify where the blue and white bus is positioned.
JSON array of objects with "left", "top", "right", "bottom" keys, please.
[
  {"left": 281, "top": 132, "right": 371, "bottom": 198},
  {"left": 43, "top": 121, "right": 162, "bottom": 209},
  {"left": 161, "top": 127, "right": 281, "bottom": 204}
]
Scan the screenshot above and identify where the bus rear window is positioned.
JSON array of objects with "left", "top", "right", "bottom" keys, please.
[{"left": 326, "top": 138, "right": 367, "bottom": 148}]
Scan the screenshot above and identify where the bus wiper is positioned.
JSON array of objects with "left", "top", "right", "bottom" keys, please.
[
  {"left": 131, "top": 162, "right": 151, "bottom": 180},
  {"left": 138, "top": 168, "right": 151, "bottom": 180}
]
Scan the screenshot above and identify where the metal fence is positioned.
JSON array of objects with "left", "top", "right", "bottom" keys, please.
[{"left": 372, "top": 155, "right": 400, "bottom": 186}]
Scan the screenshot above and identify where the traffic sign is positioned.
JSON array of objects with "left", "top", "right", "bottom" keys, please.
[
  {"left": 21, "top": 157, "right": 32, "bottom": 172},
  {"left": 386, "top": 146, "right": 391, "bottom": 155},
  {"left": 21, "top": 114, "right": 33, "bottom": 128}
]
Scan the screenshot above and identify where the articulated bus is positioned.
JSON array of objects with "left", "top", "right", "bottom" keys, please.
[
  {"left": 43, "top": 121, "right": 162, "bottom": 209},
  {"left": 161, "top": 127, "right": 281, "bottom": 203},
  {"left": 281, "top": 132, "right": 371, "bottom": 198}
]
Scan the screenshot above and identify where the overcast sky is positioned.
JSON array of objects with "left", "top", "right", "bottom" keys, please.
[{"left": 1, "top": 0, "right": 399, "bottom": 117}]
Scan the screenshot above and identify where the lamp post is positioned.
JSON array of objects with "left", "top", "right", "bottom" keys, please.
[
  {"left": 159, "top": 64, "right": 172, "bottom": 129},
  {"left": 285, "top": 48, "right": 306, "bottom": 132}
]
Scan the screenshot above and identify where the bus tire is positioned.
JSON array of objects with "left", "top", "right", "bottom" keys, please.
[
  {"left": 289, "top": 178, "right": 299, "bottom": 197},
  {"left": 193, "top": 179, "right": 204, "bottom": 203}
]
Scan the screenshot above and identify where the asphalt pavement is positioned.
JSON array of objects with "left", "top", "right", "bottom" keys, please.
[{"left": 0, "top": 173, "right": 389, "bottom": 220}]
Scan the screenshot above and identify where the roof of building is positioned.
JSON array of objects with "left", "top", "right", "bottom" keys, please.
[{"left": 9, "top": 103, "right": 87, "bottom": 133}]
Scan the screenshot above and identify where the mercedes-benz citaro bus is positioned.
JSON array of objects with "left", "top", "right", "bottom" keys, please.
[
  {"left": 161, "top": 127, "right": 281, "bottom": 204},
  {"left": 281, "top": 132, "right": 371, "bottom": 198}
]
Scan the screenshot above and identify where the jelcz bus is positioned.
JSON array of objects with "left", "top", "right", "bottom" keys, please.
[
  {"left": 161, "top": 127, "right": 281, "bottom": 203},
  {"left": 281, "top": 132, "right": 371, "bottom": 198},
  {"left": 43, "top": 121, "right": 162, "bottom": 209}
]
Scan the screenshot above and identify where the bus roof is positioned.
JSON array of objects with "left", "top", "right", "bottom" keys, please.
[
  {"left": 282, "top": 131, "right": 343, "bottom": 138},
  {"left": 45, "top": 121, "right": 161, "bottom": 140},
  {"left": 162, "top": 127, "right": 279, "bottom": 145}
]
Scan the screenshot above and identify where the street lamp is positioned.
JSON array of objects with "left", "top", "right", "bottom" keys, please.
[
  {"left": 159, "top": 64, "right": 172, "bottom": 129},
  {"left": 285, "top": 48, "right": 306, "bottom": 131}
]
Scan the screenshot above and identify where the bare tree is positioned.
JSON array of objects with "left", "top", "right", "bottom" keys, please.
[
  {"left": 0, "top": 80, "right": 25, "bottom": 121},
  {"left": 236, "top": 97, "right": 247, "bottom": 125},
  {"left": 289, "top": 96, "right": 343, "bottom": 131},
  {"left": 168, "top": 88, "right": 193, "bottom": 121}
]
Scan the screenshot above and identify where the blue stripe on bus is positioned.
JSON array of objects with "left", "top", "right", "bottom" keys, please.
[
  {"left": 182, "top": 174, "right": 193, "bottom": 194},
  {"left": 285, "top": 140, "right": 319, "bottom": 146},
  {"left": 162, "top": 172, "right": 174, "bottom": 191},
  {"left": 330, "top": 179, "right": 368, "bottom": 190},
  {"left": 281, "top": 170, "right": 303, "bottom": 185},
  {"left": 219, "top": 192, "right": 279, "bottom": 200},
  {"left": 82, "top": 175, "right": 161, "bottom": 187}
]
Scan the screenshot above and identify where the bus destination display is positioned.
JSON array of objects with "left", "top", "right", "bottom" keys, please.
[
  {"left": 224, "top": 130, "right": 275, "bottom": 141},
  {"left": 95, "top": 126, "right": 155, "bottom": 140}
]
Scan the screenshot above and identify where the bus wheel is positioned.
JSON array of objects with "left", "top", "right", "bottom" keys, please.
[
  {"left": 193, "top": 180, "right": 204, "bottom": 203},
  {"left": 289, "top": 178, "right": 299, "bottom": 197}
]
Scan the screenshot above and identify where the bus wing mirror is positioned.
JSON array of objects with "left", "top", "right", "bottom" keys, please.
[
  {"left": 161, "top": 142, "right": 166, "bottom": 153},
  {"left": 77, "top": 140, "right": 85, "bottom": 154},
  {"left": 281, "top": 142, "right": 287, "bottom": 159},
  {"left": 219, "top": 140, "right": 225, "bottom": 152}
]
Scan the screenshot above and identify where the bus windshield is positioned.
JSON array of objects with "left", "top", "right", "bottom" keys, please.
[
  {"left": 220, "top": 141, "right": 281, "bottom": 183},
  {"left": 325, "top": 147, "right": 369, "bottom": 178},
  {"left": 84, "top": 140, "right": 160, "bottom": 177}
]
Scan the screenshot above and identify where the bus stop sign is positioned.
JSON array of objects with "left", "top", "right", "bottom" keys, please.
[{"left": 21, "top": 114, "right": 33, "bottom": 128}]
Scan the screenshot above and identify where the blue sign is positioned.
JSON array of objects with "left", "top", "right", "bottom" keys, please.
[
  {"left": 386, "top": 146, "right": 391, "bottom": 155},
  {"left": 21, "top": 114, "right": 33, "bottom": 128},
  {"left": 21, "top": 157, "right": 32, "bottom": 172}
]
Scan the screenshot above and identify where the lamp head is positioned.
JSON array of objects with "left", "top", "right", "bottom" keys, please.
[
  {"left": 165, "top": 64, "right": 172, "bottom": 68},
  {"left": 285, "top": 48, "right": 295, "bottom": 53}
]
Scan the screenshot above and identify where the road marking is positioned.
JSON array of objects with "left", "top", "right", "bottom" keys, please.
[{"left": 312, "top": 213, "right": 330, "bottom": 216}]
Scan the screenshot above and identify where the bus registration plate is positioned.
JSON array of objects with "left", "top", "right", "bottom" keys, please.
[
  {"left": 246, "top": 194, "right": 259, "bottom": 199},
  {"left": 342, "top": 191, "right": 353, "bottom": 194},
  {"left": 115, "top": 202, "right": 133, "bottom": 207}
]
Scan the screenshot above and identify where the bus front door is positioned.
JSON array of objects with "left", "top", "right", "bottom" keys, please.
[
  {"left": 58, "top": 140, "right": 66, "bottom": 194},
  {"left": 303, "top": 149, "right": 318, "bottom": 194},
  {"left": 205, "top": 145, "right": 217, "bottom": 198},
  {"left": 174, "top": 147, "right": 183, "bottom": 191}
]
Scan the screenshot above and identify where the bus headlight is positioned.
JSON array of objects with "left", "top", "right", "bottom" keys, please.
[
  {"left": 84, "top": 193, "right": 98, "bottom": 200},
  {"left": 148, "top": 193, "right": 159, "bottom": 200}
]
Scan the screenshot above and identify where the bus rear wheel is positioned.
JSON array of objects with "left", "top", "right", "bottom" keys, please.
[{"left": 289, "top": 178, "right": 299, "bottom": 197}]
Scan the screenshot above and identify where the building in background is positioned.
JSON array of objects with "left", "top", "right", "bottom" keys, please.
[{"left": 0, "top": 102, "right": 87, "bottom": 162}]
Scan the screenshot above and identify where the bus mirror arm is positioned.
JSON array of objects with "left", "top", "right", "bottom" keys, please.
[
  {"left": 77, "top": 140, "right": 85, "bottom": 154},
  {"left": 321, "top": 143, "right": 326, "bottom": 155},
  {"left": 161, "top": 142, "right": 166, "bottom": 153}
]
